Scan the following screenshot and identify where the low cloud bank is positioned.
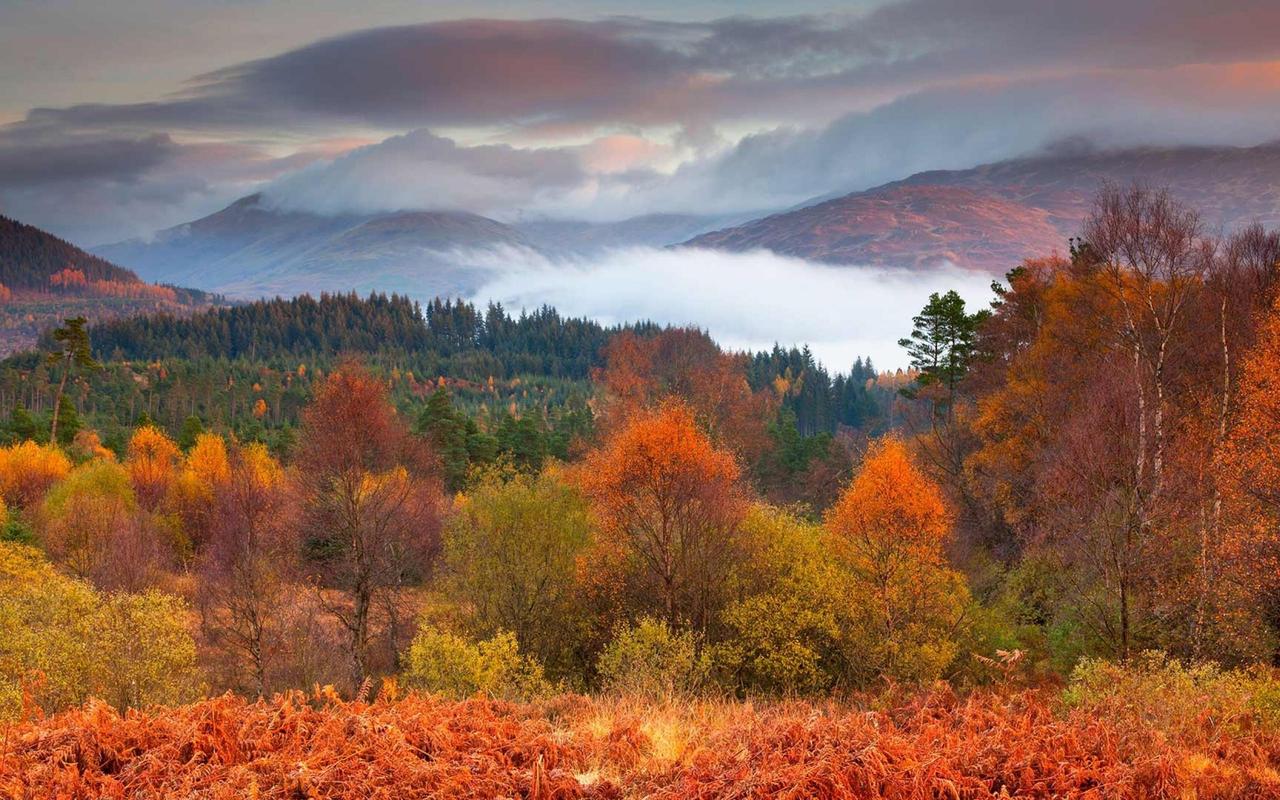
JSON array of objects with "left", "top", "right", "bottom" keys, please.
[{"left": 463, "top": 245, "right": 996, "bottom": 371}]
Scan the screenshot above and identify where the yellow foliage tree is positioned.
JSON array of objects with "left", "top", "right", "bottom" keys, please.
[{"left": 168, "top": 432, "right": 231, "bottom": 550}]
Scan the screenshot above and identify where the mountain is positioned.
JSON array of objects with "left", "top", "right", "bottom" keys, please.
[
  {"left": 97, "top": 195, "right": 536, "bottom": 300},
  {"left": 98, "top": 196, "right": 765, "bottom": 302},
  {"left": 0, "top": 215, "right": 220, "bottom": 356},
  {"left": 685, "top": 142, "right": 1280, "bottom": 271}
]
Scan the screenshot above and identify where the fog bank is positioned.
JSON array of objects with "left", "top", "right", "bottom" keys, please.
[{"left": 464, "top": 245, "right": 995, "bottom": 371}]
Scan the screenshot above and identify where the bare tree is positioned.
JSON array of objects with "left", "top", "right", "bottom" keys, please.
[
  {"left": 197, "top": 445, "right": 297, "bottom": 697},
  {"left": 1083, "top": 183, "right": 1210, "bottom": 658}
]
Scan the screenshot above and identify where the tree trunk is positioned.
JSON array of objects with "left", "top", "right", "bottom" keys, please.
[{"left": 49, "top": 358, "right": 70, "bottom": 444}]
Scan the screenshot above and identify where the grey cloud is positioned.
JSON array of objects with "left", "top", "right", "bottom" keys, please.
[
  {"left": 0, "top": 129, "right": 330, "bottom": 243},
  {"left": 262, "top": 129, "right": 585, "bottom": 217},
  {"left": 591, "top": 71, "right": 1280, "bottom": 218},
  {"left": 0, "top": 133, "right": 177, "bottom": 187},
  {"left": 29, "top": 3, "right": 1280, "bottom": 139}
]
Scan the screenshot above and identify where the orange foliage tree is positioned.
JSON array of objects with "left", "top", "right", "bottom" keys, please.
[
  {"left": 581, "top": 400, "right": 747, "bottom": 632},
  {"left": 597, "top": 329, "right": 774, "bottom": 463},
  {"left": 825, "top": 437, "right": 967, "bottom": 683},
  {"left": 0, "top": 441, "right": 71, "bottom": 509},
  {"left": 126, "top": 425, "right": 180, "bottom": 511},
  {"left": 1219, "top": 291, "right": 1280, "bottom": 661}
]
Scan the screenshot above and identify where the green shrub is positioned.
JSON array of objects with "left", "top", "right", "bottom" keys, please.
[
  {"left": 93, "top": 589, "right": 201, "bottom": 712},
  {"left": 402, "top": 625, "right": 551, "bottom": 700},
  {"left": 597, "top": 617, "right": 710, "bottom": 697},
  {"left": 1063, "top": 651, "right": 1280, "bottom": 737},
  {"left": 0, "top": 542, "right": 199, "bottom": 718},
  {"left": 718, "top": 588, "right": 839, "bottom": 696}
]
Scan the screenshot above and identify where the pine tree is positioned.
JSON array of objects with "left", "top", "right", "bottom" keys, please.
[
  {"left": 46, "top": 316, "right": 100, "bottom": 445},
  {"left": 898, "top": 291, "right": 987, "bottom": 414}
]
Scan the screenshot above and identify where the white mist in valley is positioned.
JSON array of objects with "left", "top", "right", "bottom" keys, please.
[{"left": 461, "top": 246, "right": 997, "bottom": 372}]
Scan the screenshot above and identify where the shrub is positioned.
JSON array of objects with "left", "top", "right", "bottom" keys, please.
[
  {"left": 0, "top": 542, "right": 199, "bottom": 718},
  {"left": 718, "top": 505, "right": 841, "bottom": 696},
  {"left": 0, "top": 542, "right": 99, "bottom": 717},
  {"left": 444, "top": 467, "right": 590, "bottom": 678},
  {"left": 1063, "top": 651, "right": 1280, "bottom": 738},
  {"left": 597, "top": 617, "right": 710, "bottom": 697},
  {"left": 403, "top": 626, "right": 551, "bottom": 701},
  {"left": 93, "top": 589, "right": 202, "bottom": 711}
]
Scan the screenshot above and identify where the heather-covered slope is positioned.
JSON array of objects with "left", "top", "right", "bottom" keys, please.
[{"left": 687, "top": 142, "right": 1280, "bottom": 270}]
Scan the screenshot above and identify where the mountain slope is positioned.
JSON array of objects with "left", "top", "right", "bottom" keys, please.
[
  {"left": 0, "top": 216, "right": 219, "bottom": 356},
  {"left": 686, "top": 142, "right": 1280, "bottom": 270},
  {"left": 97, "top": 196, "right": 536, "bottom": 300}
]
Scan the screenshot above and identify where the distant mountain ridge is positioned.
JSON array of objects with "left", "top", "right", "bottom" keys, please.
[
  {"left": 685, "top": 142, "right": 1280, "bottom": 270},
  {"left": 98, "top": 193, "right": 742, "bottom": 302},
  {"left": 97, "top": 195, "right": 535, "bottom": 300},
  {"left": 95, "top": 141, "right": 1280, "bottom": 299}
]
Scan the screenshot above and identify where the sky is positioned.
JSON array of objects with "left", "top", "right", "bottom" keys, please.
[{"left": 4, "top": 0, "right": 1280, "bottom": 246}]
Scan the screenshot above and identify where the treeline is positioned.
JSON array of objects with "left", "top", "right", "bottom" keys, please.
[
  {"left": 88, "top": 294, "right": 620, "bottom": 380},
  {"left": 749, "top": 347, "right": 882, "bottom": 434},
  {"left": 5, "top": 293, "right": 891, "bottom": 445}
]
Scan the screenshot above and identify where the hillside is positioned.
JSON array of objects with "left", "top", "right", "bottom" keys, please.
[
  {"left": 98, "top": 195, "right": 538, "bottom": 300},
  {"left": 0, "top": 215, "right": 220, "bottom": 356},
  {"left": 686, "top": 141, "right": 1280, "bottom": 270}
]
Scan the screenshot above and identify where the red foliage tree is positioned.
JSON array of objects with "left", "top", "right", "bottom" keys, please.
[{"left": 295, "top": 363, "right": 444, "bottom": 688}]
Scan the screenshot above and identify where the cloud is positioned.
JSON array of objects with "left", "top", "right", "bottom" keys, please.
[
  {"left": 10, "top": 3, "right": 1280, "bottom": 242},
  {"left": 462, "top": 244, "right": 995, "bottom": 370},
  {"left": 25, "top": 3, "right": 1280, "bottom": 139},
  {"left": 0, "top": 130, "right": 337, "bottom": 244},
  {"left": 261, "top": 129, "right": 585, "bottom": 217},
  {"left": 527, "top": 67, "right": 1280, "bottom": 219}
]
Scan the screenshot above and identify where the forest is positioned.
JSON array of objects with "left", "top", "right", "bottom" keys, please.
[{"left": 4, "top": 184, "right": 1280, "bottom": 797}]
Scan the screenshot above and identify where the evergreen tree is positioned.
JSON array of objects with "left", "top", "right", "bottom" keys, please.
[
  {"left": 178, "top": 415, "right": 205, "bottom": 450},
  {"left": 898, "top": 291, "right": 987, "bottom": 413},
  {"left": 46, "top": 316, "right": 100, "bottom": 444},
  {"left": 7, "top": 403, "right": 37, "bottom": 443},
  {"left": 415, "top": 388, "right": 472, "bottom": 492}
]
